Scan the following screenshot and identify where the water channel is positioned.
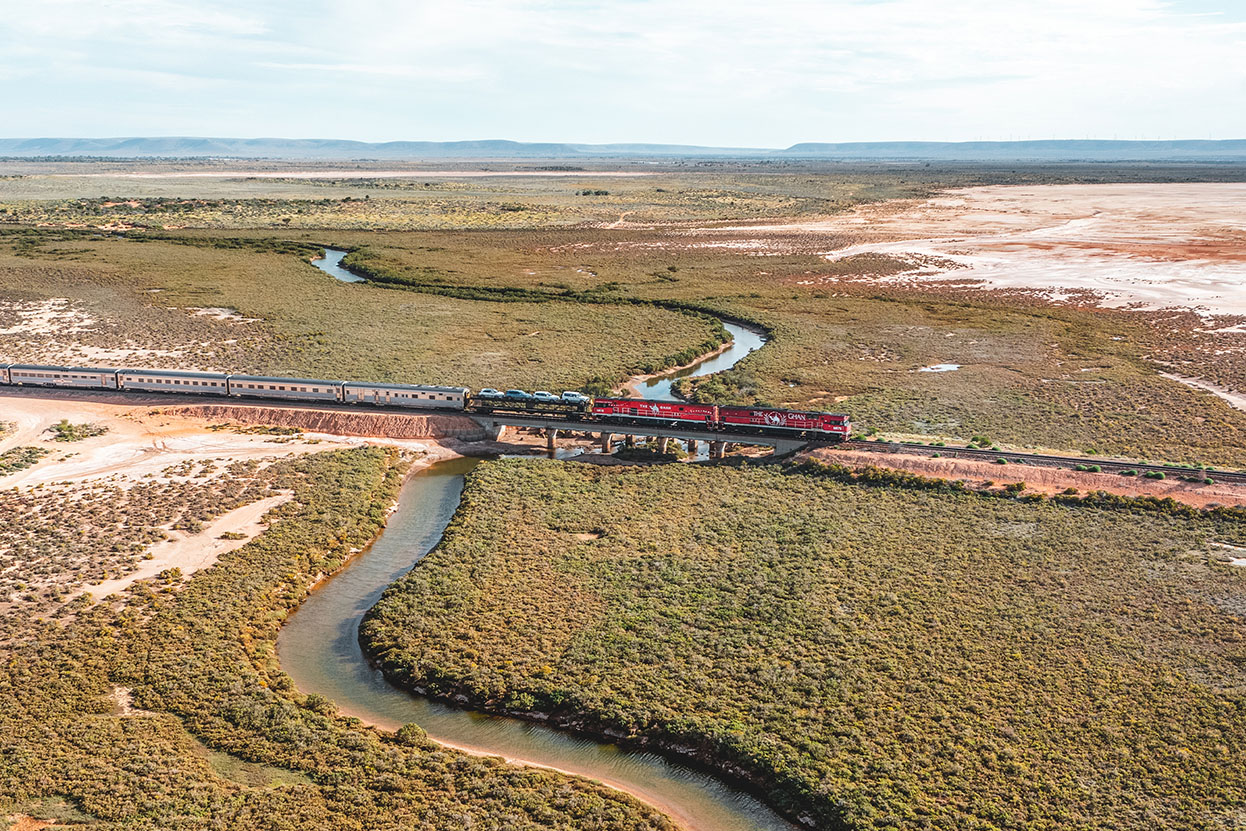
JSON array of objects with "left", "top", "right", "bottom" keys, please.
[
  {"left": 311, "top": 248, "right": 366, "bottom": 282},
  {"left": 283, "top": 250, "right": 787, "bottom": 830},
  {"left": 634, "top": 322, "right": 765, "bottom": 400}
]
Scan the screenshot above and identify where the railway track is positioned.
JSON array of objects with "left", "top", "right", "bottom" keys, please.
[
  {"left": 7, "top": 384, "right": 1244, "bottom": 484},
  {"left": 834, "top": 440, "right": 1246, "bottom": 486}
]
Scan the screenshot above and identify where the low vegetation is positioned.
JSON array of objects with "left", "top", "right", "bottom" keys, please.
[
  {"left": 0, "top": 449, "right": 670, "bottom": 830},
  {"left": 5, "top": 163, "right": 1246, "bottom": 464},
  {"left": 362, "top": 459, "right": 1246, "bottom": 830},
  {"left": 311, "top": 225, "right": 1246, "bottom": 465},
  {"left": 6, "top": 159, "right": 1246, "bottom": 830},
  {"left": 47, "top": 418, "right": 108, "bottom": 441},
  {"left": 0, "top": 165, "right": 943, "bottom": 230},
  {"left": 0, "top": 459, "right": 272, "bottom": 629},
  {"left": 0, "top": 228, "right": 719, "bottom": 391},
  {"left": 0, "top": 446, "right": 50, "bottom": 473},
  {"left": 4, "top": 161, "right": 1241, "bottom": 230}
]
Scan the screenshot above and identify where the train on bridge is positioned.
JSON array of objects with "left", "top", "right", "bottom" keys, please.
[{"left": 0, "top": 363, "right": 851, "bottom": 442}]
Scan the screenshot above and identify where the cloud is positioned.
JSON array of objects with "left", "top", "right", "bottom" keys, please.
[
  {"left": 0, "top": 0, "right": 1242, "bottom": 143},
  {"left": 256, "top": 62, "right": 486, "bottom": 82},
  {"left": 3, "top": 0, "right": 267, "bottom": 39}
]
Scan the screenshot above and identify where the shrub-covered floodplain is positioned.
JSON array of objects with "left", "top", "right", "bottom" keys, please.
[
  {"left": 0, "top": 449, "right": 671, "bottom": 830},
  {"left": 6, "top": 168, "right": 1246, "bottom": 463},
  {"left": 335, "top": 228, "right": 1246, "bottom": 465},
  {"left": 362, "top": 459, "right": 1246, "bottom": 830},
  {"left": 0, "top": 458, "right": 270, "bottom": 631},
  {"left": 0, "top": 229, "right": 721, "bottom": 391}
]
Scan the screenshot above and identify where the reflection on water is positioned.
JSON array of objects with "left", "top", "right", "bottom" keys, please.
[
  {"left": 637, "top": 322, "right": 766, "bottom": 401},
  {"left": 634, "top": 321, "right": 767, "bottom": 459},
  {"left": 312, "top": 248, "right": 366, "bottom": 283},
  {"left": 278, "top": 457, "right": 793, "bottom": 831}
]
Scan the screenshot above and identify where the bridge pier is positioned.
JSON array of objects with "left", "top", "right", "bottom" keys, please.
[
  {"left": 624, "top": 434, "right": 636, "bottom": 449},
  {"left": 468, "top": 415, "right": 808, "bottom": 462}
]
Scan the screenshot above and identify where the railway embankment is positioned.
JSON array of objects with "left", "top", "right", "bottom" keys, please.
[
  {"left": 160, "top": 404, "right": 489, "bottom": 441},
  {"left": 804, "top": 447, "right": 1246, "bottom": 508}
]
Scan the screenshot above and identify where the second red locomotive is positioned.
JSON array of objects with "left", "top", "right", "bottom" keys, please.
[{"left": 589, "top": 397, "right": 849, "bottom": 440}]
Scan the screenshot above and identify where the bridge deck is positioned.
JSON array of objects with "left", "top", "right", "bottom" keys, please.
[{"left": 469, "top": 413, "right": 814, "bottom": 454}]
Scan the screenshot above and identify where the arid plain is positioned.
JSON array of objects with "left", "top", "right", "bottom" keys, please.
[{"left": 3, "top": 161, "right": 1246, "bottom": 831}]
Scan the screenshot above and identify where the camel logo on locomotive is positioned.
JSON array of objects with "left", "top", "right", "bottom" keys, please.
[{"left": 761, "top": 411, "right": 787, "bottom": 427}]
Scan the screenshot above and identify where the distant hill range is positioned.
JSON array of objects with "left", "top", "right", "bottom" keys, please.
[{"left": 1, "top": 136, "right": 1245, "bottom": 162}]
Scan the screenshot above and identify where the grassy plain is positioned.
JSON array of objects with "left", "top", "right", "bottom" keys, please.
[
  {"left": 338, "top": 227, "right": 1246, "bottom": 465},
  {"left": 4, "top": 161, "right": 1241, "bottom": 229},
  {"left": 3, "top": 160, "right": 1246, "bottom": 830},
  {"left": 362, "top": 459, "right": 1246, "bottom": 830},
  {"left": 0, "top": 448, "right": 670, "bottom": 830},
  {"left": 0, "top": 165, "right": 926, "bottom": 229},
  {"left": 0, "top": 229, "right": 718, "bottom": 390},
  {"left": 4, "top": 163, "right": 1245, "bottom": 464}
]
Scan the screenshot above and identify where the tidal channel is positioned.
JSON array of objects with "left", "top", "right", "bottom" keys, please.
[{"left": 285, "top": 249, "right": 787, "bottom": 830}]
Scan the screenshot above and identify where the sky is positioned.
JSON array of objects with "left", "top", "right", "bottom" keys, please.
[{"left": 1, "top": 0, "right": 1243, "bottom": 147}]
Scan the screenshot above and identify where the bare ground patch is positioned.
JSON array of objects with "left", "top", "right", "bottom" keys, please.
[{"left": 75, "top": 490, "right": 294, "bottom": 603}]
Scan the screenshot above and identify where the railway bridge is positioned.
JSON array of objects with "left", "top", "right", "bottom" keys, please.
[{"left": 468, "top": 413, "right": 813, "bottom": 458}]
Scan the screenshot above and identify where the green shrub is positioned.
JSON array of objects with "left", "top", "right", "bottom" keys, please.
[
  {"left": 361, "top": 459, "right": 1246, "bottom": 831},
  {"left": 48, "top": 420, "right": 108, "bottom": 442}
]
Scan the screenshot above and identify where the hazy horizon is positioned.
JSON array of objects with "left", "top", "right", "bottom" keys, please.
[
  {"left": 4, "top": 135, "right": 1246, "bottom": 162},
  {"left": 3, "top": 135, "right": 1246, "bottom": 148}
]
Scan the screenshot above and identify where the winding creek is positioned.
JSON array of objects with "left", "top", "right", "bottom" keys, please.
[
  {"left": 311, "top": 247, "right": 366, "bottom": 282},
  {"left": 633, "top": 321, "right": 766, "bottom": 400},
  {"left": 281, "top": 250, "right": 786, "bottom": 830}
]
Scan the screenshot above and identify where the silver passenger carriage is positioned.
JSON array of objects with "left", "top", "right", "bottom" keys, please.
[
  {"left": 227, "top": 374, "right": 343, "bottom": 402},
  {"left": 342, "top": 381, "right": 467, "bottom": 409},
  {"left": 117, "top": 368, "right": 230, "bottom": 395},
  {"left": 5, "top": 364, "right": 120, "bottom": 389}
]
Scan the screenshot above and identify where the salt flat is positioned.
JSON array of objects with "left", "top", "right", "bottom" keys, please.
[{"left": 723, "top": 183, "right": 1246, "bottom": 316}]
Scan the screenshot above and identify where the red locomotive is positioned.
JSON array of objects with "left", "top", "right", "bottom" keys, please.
[
  {"left": 589, "top": 398, "right": 849, "bottom": 440},
  {"left": 591, "top": 397, "right": 718, "bottom": 424},
  {"left": 718, "top": 406, "right": 850, "bottom": 439}
]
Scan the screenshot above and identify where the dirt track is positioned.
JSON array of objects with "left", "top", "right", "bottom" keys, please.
[
  {"left": 806, "top": 447, "right": 1246, "bottom": 508},
  {"left": 0, "top": 392, "right": 357, "bottom": 488}
]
